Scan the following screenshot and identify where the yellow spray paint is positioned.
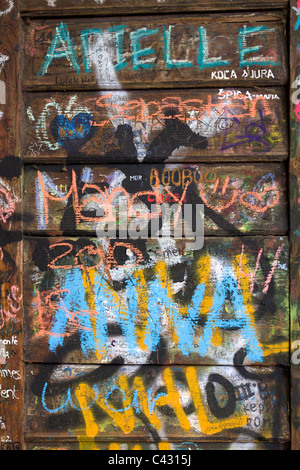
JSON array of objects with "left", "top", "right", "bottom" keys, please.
[
  {"left": 133, "top": 269, "right": 149, "bottom": 351},
  {"left": 98, "top": 373, "right": 135, "bottom": 435},
  {"left": 233, "top": 250, "right": 263, "bottom": 355},
  {"left": 196, "top": 254, "right": 223, "bottom": 346},
  {"left": 75, "top": 383, "right": 99, "bottom": 450},
  {"left": 81, "top": 267, "right": 103, "bottom": 360},
  {"left": 133, "top": 368, "right": 190, "bottom": 433},
  {"left": 186, "top": 366, "right": 248, "bottom": 435}
]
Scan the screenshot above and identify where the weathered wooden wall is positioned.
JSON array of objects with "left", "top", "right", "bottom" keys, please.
[
  {"left": 0, "top": 0, "right": 23, "bottom": 451},
  {"left": 22, "top": 13, "right": 288, "bottom": 90},
  {"left": 20, "top": 0, "right": 289, "bottom": 16},
  {"left": 290, "top": 0, "right": 300, "bottom": 451},
  {"left": 22, "top": 88, "right": 288, "bottom": 163},
  {"left": 17, "top": 0, "right": 294, "bottom": 452}
]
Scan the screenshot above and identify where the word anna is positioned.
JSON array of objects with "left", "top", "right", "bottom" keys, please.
[
  {"left": 35, "top": 258, "right": 269, "bottom": 363},
  {"left": 36, "top": 22, "right": 280, "bottom": 76}
]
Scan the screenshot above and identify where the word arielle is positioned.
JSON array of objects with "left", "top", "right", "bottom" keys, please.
[{"left": 37, "top": 21, "right": 280, "bottom": 76}]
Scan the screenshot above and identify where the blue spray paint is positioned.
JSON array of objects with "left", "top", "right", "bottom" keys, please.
[
  {"left": 163, "top": 25, "right": 193, "bottom": 69},
  {"left": 50, "top": 112, "right": 95, "bottom": 151},
  {"left": 198, "top": 26, "right": 231, "bottom": 70},
  {"left": 48, "top": 268, "right": 97, "bottom": 356},
  {"left": 43, "top": 265, "right": 262, "bottom": 362},
  {"left": 109, "top": 25, "right": 129, "bottom": 71},
  {"left": 198, "top": 265, "right": 263, "bottom": 362},
  {"left": 130, "top": 27, "right": 159, "bottom": 70},
  {"left": 37, "top": 22, "right": 80, "bottom": 76},
  {"left": 238, "top": 26, "right": 279, "bottom": 68},
  {"left": 81, "top": 28, "right": 102, "bottom": 73}
]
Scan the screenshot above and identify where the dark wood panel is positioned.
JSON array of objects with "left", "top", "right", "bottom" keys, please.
[
  {"left": 0, "top": 1, "right": 20, "bottom": 156},
  {"left": 19, "top": 0, "right": 292, "bottom": 452},
  {"left": 0, "top": 156, "right": 22, "bottom": 236},
  {"left": 22, "top": 88, "right": 288, "bottom": 163},
  {"left": 0, "top": 0, "right": 23, "bottom": 451},
  {"left": 0, "top": 240, "right": 23, "bottom": 451},
  {"left": 24, "top": 440, "right": 289, "bottom": 450},
  {"left": 20, "top": 0, "right": 289, "bottom": 16},
  {"left": 0, "top": 162, "right": 23, "bottom": 450},
  {"left": 23, "top": 13, "right": 288, "bottom": 91},
  {"left": 24, "top": 364, "right": 290, "bottom": 443},
  {"left": 23, "top": 163, "right": 288, "bottom": 236},
  {"left": 23, "top": 235, "right": 289, "bottom": 365},
  {"left": 290, "top": 0, "right": 300, "bottom": 451}
]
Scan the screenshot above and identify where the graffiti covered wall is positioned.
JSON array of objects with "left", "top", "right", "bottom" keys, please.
[
  {"left": 0, "top": 0, "right": 23, "bottom": 451},
  {"left": 6, "top": 0, "right": 294, "bottom": 450}
]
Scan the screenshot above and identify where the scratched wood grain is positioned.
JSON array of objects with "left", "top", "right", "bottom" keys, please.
[
  {"left": 290, "top": 0, "right": 300, "bottom": 451},
  {"left": 23, "top": 163, "right": 288, "bottom": 236},
  {"left": 0, "top": 0, "right": 24, "bottom": 451},
  {"left": 24, "top": 440, "right": 289, "bottom": 450},
  {"left": 23, "top": 364, "right": 290, "bottom": 443},
  {"left": 20, "top": 0, "right": 289, "bottom": 16},
  {"left": 23, "top": 13, "right": 288, "bottom": 91},
  {"left": 0, "top": 2, "right": 20, "bottom": 156},
  {"left": 22, "top": 88, "right": 288, "bottom": 163},
  {"left": 20, "top": 0, "right": 292, "bottom": 452},
  {"left": 0, "top": 157, "right": 22, "bottom": 237},
  {"left": 0, "top": 240, "right": 23, "bottom": 451},
  {"left": 23, "top": 235, "right": 289, "bottom": 365}
]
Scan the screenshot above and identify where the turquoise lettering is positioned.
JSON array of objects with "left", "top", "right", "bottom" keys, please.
[
  {"left": 81, "top": 28, "right": 102, "bottom": 73},
  {"left": 38, "top": 22, "right": 80, "bottom": 76},
  {"left": 109, "top": 25, "right": 128, "bottom": 71},
  {"left": 238, "top": 25, "right": 280, "bottom": 68},
  {"left": 198, "top": 26, "right": 231, "bottom": 70},
  {"left": 130, "top": 27, "right": 159, "bottom": 70},
  {"left": 163, "top": 25, "right": 193, "bottom": 69}
]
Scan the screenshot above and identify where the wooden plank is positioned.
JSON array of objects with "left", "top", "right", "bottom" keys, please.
[
  {"left": 0, "top": 239, "right": 23, "bottom": 451},
  {"left": 23, "top": 235, "right": 289, "bottom": 366},
  {"left": 23, "top": 163, "right": 288, "bottom": 236},
  {"left": 23, "top": 13, "right": 288, "bottom": 91},
  {"left": 24, "top": 440, "right": 289, "bottom": 450},
  {"left": 0, "top": 0, "right": 23, "bottom": 451},
  {"left": 0, "top": 0, "right": 20, "bottom": 156},
  {"left": 0, "top": 156, "right": 22, "bottom": 236},
  {"left": 290, "top": 0, "right": 300, "bottom": 451},
  {"left": 0, "top": 156, "right": 23, "bottom": 450},
  {"left": 20, "top": 0, "right": 290, "bottom": 16},
  {"left": 24, "top": 364, "right": 290, "bottom": 443},
  {"left": 22, "top": 87, "right": 288, "bottom": 163}
]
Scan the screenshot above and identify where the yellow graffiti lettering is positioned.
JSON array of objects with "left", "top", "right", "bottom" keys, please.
[
  {"left": 98, "top": 374, "right": 135, "bottom": 435},
  {"left": 186, "top": 367, "right": 248, "bottom": 435}
]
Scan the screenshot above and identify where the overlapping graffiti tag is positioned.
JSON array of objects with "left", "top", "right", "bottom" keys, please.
[
  {"left": 22, "top": 16, "right": 287, "bottom": 91},
  {"left": 24, "top": 235, "right": 288, "bottom": 364},
  {"left": 24, "top": 361, "right": 289, "bottom": 448},
  {"left": 21, "top": 4, "right": 290, "bottom": 450},
  {"left": 24, "top": 163, "right": 287, "bottom": 234},
  {"left": 23, "top": 163, "right": 289, "bottom": 447},
  {"left": 23, "top": 163, "right": 288, "bottom": 361},
  {"left": 0, "top": 157, "right": 23, "bottom": 448},
  {"left": 23, "top": 89, "right": 287, "bottom": 162}
]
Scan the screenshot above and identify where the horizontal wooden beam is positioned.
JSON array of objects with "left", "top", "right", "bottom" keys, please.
[
  {"left": 22, "top": 13, "right": 288, "bottom": 91},
  {"left": 23, "top": 163, "right": 288, "bottom": 236},
  {"left": 23, "top": 235, "right": 289, "bottom": 365},
  {"left": 20, "top": 0, "right": 290, "bottom": 16},
  {"left": 24, "top": 363, "right": 290, "bottom": 442},
  {"left": 22, "top": 87, "right": 288, "bottom": 163}
]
